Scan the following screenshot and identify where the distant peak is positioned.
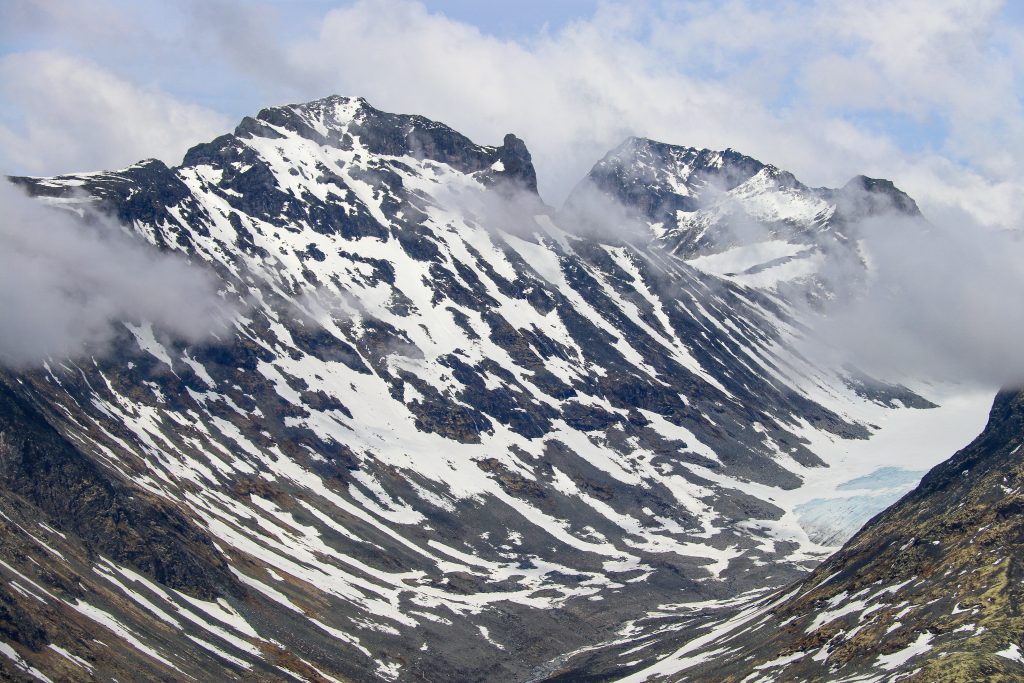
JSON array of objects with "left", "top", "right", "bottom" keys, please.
[
  {"left": 569, "top": 138, "right": 768, "bottom": 223},
  {"left": 608, "top": 136, "right": 701, "bottom": 157},
  {"left": 837, "top": 174, "right": 921, "bottom": 217},
  {"left": 600, "top": 137, "right": 766, "bottom": 177}
]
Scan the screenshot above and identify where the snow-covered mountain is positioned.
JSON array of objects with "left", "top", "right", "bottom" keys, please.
[
  {"left": 571, "top": 136, "right": 920, "bottom": 294},
  {"left": 0, "top": 95, "right": 990, "bottom": 681}
]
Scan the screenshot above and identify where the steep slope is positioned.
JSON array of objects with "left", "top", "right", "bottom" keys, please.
[
  {"left": 565, "top": 134, "right": 972, "bottom": 547},
  {"left": 547, "top": 389, "right": 1024, "bottom": 682},
  {"left": 0, "top": 379, "right": 284, "bottom": 682},
  {"left": 0, "top": 95, "right": 989, "bottom": 681}
]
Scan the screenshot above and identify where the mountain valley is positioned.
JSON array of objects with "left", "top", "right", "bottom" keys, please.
[{"left": 0, "top": 95, "right": 999, "bottom": 682}]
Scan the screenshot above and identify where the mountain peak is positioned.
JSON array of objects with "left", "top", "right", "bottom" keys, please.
[
  {"left": 570, "top": 138, "right": 920, "bottom": 245},
  {"left": 837, "top": 174, "right": 922, "bottom": 218},
  {"left": 181, "top": 95, "right": 540, "bottom": 195},
  {"left": 564, "top": 137, "right": 767, "bottom": 226},
  {"left": 490, "top": 133, "right": 538, "bottom": 194}
]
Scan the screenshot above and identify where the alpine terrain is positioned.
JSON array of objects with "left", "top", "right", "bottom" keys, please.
[
  {"left": 549, "top": 388, "right": 1024, "bottom": 682},
  {"left": 0, "top": 95, "right": 994, "bottom": 681}
]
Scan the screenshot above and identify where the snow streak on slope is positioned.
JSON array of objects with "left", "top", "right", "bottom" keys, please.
[
  {"left": 552, "top": 390, "right": 1024, "bottom": 683},
  {"left": 1, "top": 96, "right": 990, "bottom": 681}
]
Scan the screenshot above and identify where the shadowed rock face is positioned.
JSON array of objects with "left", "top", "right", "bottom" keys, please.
[
  {"left": 0, "top": 95, "right": 953, "bottom": 681},
  {"left": 0, "top": 380, "right": 267, "bottom": 681},
  {"left": 547, "top": 389, "right": 1024, "bottom": 682},
  {"left": 0, "top": 380, "right": 238, "bottom": 601}
]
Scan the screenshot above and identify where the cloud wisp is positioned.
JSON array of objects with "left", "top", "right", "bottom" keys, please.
[{"left": 0, "top": 181, "right": 233, "bottom": 368}]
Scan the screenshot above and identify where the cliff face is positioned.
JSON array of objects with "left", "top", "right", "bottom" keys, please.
[
  {"left": 0, "top": 379, "right": 255, "bottom": 681},
  {"left": 0, "top": 381, "right": 238, "bottom": 599}
]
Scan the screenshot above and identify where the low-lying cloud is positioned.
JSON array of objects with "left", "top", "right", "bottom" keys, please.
[
  {"left": 0, "top": 181, "right": 232, "bottom": 368},
  {"left": 803, "top": 200, "right": 1024, "bottom": 387}
]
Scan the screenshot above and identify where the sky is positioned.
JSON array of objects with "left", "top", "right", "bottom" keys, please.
[{"left": 2, "top": 0, "right": 1024, "bottom": 228}]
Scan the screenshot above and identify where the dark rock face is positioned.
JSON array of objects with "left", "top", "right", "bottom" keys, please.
[
  {"left": 548, "top": 390, "right": 1024, "bottom": 682},
  {"left": 0, "top": 95, "right": 947, "bottom": 681},
  {"left": 0, "top": 380, "right": 238, "bottom": 601},
  {"left": 492, "top": 133, "right": 540, "bottom": 194}
]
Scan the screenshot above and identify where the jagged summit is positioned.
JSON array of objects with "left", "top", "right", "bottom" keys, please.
[
  {"left": 561, "top": 136, "right": 926, "bottom": 297},
  {"left": 569, "top": 137, "right": 770, "bottom": 221},
  {"left": 184, "top": 94, "right": 539, "bottom": 195},
  {"left": 573, "top": 136, "right": 915, "bottom": 233}
]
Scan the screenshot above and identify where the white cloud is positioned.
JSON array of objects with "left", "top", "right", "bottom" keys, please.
[
  {"left": 0, "top": 181, "right": 233, "bottom": 368},
  {"left": 280, "top": 1, "right": 789, "bottom": 201},
  {"left": 805, "top": 201, "right": 1024, "bottom": 386},
  {"left": 0, "top": 50, "right": 230, "bottom": 174}
]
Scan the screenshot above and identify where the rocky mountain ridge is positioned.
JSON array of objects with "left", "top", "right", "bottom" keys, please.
[{"left": 569, "top": 135, "right": 921, "bottom": 302}]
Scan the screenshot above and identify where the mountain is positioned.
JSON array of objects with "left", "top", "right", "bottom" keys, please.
[
  {"left": 548, "top": 388, "right": 1024, "bottom": 682},
  {"left": 0, "top": 95, "right": 989, "bottom": 681},
  {"left": 568, "top": 136, "right": 920, "bottom": 297}
]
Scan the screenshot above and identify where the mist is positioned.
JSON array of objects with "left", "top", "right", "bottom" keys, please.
[
  {"left": 557, "top": 177, "right": 653, "bottom": 244},
  {"left": 802, "top": 197, "right": 1024, "bottom": 388},
  {"left": 0, "top": 181, "right": 233, "bottom": 368}
]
